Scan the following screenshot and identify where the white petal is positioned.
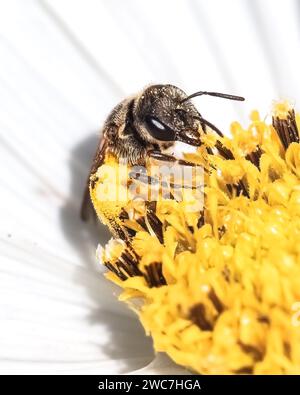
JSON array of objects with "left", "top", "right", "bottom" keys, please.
[
  {"left": 131, "top": 354, "right": 192, "bottom": 375},
  {"left": 0, "top": 236, "right": 154, "bottom": 374}
]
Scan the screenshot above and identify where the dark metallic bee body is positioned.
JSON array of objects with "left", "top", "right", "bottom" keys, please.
[{"left": 81, "top": 84, "right": 244, "bottom": 225}]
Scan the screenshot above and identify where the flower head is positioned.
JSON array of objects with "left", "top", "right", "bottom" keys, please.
[{"left": 96, "top": 102, "right": 300, "bottom": 374}]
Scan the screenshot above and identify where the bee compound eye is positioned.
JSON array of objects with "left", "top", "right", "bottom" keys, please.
[{"left": 145, "top": 116, "right": 176, "bottom": 141}]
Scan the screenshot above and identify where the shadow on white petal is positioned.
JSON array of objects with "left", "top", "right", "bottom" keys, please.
[{"left": 131, "top": 353, "right": 192, "bottom": 375}]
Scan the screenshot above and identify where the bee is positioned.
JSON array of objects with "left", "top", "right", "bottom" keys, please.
[{"left": 81, "top": 84, "right": 244, "bottom": 241}]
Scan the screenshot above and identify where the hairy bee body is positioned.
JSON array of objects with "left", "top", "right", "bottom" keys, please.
[{"left": 89, "top": 153, "right": 135, "bottom": 240}]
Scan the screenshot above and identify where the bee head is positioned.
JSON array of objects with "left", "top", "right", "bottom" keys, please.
[
  {"left": 133, "top": 84, "right": 202, "bottom": 147},
  {"left": 133, "top": 84, "right": 245, "bottom": 147}
]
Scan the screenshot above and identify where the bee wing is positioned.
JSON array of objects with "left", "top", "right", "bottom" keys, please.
[{"left": 80, "top": 134, "right": 108, "bottom": 221}]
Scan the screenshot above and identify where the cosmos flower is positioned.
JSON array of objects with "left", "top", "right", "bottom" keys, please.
[
  {"left": 97, "top": 102, "right": 300, "bottom": 374},
  {"left": 3, "top": 0, "right": 300, "bottom": 377}
]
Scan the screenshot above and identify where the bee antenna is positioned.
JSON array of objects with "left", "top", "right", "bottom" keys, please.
[
  {"left": 181, "top": 91, "right": 245, "bottom": 104},
  {"left": 193, "top": 116, "right": 224, "bottom": 137}
]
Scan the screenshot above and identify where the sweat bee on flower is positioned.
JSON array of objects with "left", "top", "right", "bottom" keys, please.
[
  {"left": 81, "top": 85, "right": 300, "bottom": 374},
  {"left": 81, "top": 84, "right": 244, "bottom": 244}
]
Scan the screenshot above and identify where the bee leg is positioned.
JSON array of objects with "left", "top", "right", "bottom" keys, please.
[
  {"left": 128, "top": 167, "right": 197, "bottom": 195},
  {"left": 129, "top": 171, "right": 198, "bottom": 191},
  {"left": 146, "top": 150, "right": 201, "bottom": 191},
  {"left": 147, "top": 150, "right": 197, "bottom": 167}
]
